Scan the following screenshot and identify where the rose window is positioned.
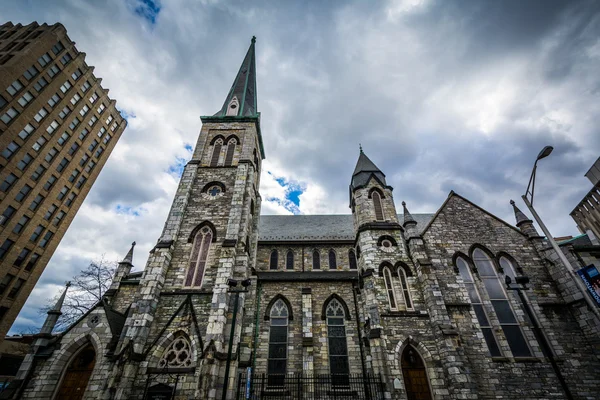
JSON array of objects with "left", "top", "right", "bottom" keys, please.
[{"left": 158, "top": 336, "right": 192, "bottom": 368}]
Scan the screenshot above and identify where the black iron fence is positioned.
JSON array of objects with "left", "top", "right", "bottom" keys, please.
[{"left": 235, "top": 373, "right": 385, "bottom": 400}]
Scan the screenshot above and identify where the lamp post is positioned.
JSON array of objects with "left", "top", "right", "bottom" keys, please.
[
  {"left": 522, "top": 146, "right": 600, "bottom": 319},
  {"left": 222, "top": 278, "right": 251, "bottom": 400},
  {"left": 505, "top": 276, "right": 573, "bottom": 400}
]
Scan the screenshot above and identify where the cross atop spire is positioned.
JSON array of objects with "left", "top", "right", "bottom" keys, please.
[{"left": 214, "top": 36, "right": 258, "bottom": 117}]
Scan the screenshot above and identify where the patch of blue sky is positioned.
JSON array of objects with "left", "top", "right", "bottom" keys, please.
[
  {"left": 266, "top": 197, "right": 301, "bottom": 215},
  {"left": 115, "top": 204, "right": 146, "bottom": 216},
  {"left": 184, "top": 143, "right": 193, "bottom": 152},
  {"left": 133, "top": 0, "right": 161, "bottom": 24},
  {"left": 268, "top": 172, "right": 306, "bottom": 213},
  {"left": 118, "top": 108, "right": 137, "bottom": 121},
  {"left": 168, "top": 156, "right": 188, "bottom": 178}
]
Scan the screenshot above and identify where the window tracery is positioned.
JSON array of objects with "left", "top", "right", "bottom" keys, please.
[
  {"left": 158, "top": 336, "right": 192, "bottom": 368},
  {"left": 185, "top": 226, "right": 212, "bottom": 287},
  {"left": 326, "top": 298, "right": 349, "bottom": 383}
]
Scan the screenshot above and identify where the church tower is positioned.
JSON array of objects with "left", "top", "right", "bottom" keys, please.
[{"left": 112, "top": 37, "right": 263, "bottom": 400}]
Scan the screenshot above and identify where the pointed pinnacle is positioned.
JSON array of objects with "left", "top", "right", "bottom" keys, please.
[
  {"left": 359, "top": 143, "right": 363, "bottom": 153},
  {"left": 510, "top": 199, "right": 532, "bottom": 226},
  {"left": 50, "top": 282, "right": 71, "bottom": 314},
  {"left": 251, "top": 36, "right": 256, "bottom": 44},
  {"left": 402, "top": 201, "right": 416, "bottom": 225},
  {"left": 122, "top": 241, "right": 136, "bottom": 264}
]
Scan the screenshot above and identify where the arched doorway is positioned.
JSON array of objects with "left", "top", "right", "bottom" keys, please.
[
  {"left": 401, "top": 345, "right": 432, "bottom": 400},
  {"left": 56, "top": 343, "right": 96, "bottom": 400}
]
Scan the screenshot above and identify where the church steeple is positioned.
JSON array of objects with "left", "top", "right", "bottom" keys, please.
[
  {"left": 351, "top": 148, "right": 387, "bottom": 190},
  {"left": 214, "top": 36, "right": 258, "bottom": 117}
]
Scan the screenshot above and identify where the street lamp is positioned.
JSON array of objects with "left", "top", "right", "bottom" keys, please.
[
  {"left": 222, "top": 278, "right": 251, "bottom": 400},
  {"left": 521, "top": 146, "right": 600, "bottom": 319},
  {"left": 505, "top": 276, "right": 573, "bottom": 400}
]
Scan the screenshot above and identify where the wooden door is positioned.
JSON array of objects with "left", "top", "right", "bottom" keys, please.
[
  {"left": 401, "top": 346, "right": 432, "bottom": 400},
  {"left": 56, "top": 343, "right": 96, "bottom": 400}
]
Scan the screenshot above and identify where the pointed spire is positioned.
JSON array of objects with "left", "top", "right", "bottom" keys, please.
[
  {"left": 122, "top": 241, "right": 136, "bottom": 264},
  {"left": 402, "top": 201, "right": 416, "bottom": 226},
  {"left": 49, "top": 281, "right": 71, "bottom": 314},
  {"left": 214, "top": 36, "right": 258, "bottom": 117},
  {"left": 351, "top": 149, "right": 387, "bottom": 190},
  {"left": 510, "top": 200, "right": 532, "bottom": 227}
]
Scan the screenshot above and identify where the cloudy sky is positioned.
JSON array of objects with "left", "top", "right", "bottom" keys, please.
[{"left": 4, "top": 0, "right": 600, "bottom": 333}]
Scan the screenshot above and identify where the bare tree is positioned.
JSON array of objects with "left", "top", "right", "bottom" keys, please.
[{"left": 39, "top": 257, "right": 117, "bottom": 332}]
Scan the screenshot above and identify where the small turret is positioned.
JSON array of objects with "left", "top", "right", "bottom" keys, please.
[{"left": 402, "top": 201, "right": 419, "bottom": 239}]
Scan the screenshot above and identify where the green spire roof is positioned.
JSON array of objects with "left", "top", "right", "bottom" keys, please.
[{"left": 214, "top": 36, "right": 258, "bottom": 117}]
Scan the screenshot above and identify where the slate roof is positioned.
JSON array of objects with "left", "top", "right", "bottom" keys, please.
[
  {"left": 351, "top": 151, "right": 387, "bottom": 190},
  {"left": 258, "top": 214, "right": 434, "bottom": 241}
]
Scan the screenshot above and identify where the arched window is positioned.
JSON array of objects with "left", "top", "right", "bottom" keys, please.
[
  {"left": 185, "top": 226, "right": 212, "bottom": 287},
  {"left": 397, "top": 267, "right": 413, "bottom": 310},
  {"left": 268, "top": 299, "right": 288, "bottom": 386},
  {"left": 473, "top": 249, "right": 531, "bottom": 357},
  {"left": 312, "top": 250, "right": 321, "bottom": 270},
  {"left": 383, "top": 266, "right": 398, "bottom": 310},
  {"left": 326, "top": 298, "right": 349, "bottom": 385},
  {"left": 286, "top": 250, "right": 294, "bottom": 270},
  {"left": 269, "top": 250, "right": 278, "bottom": 270},
  {"left": 224, "top": 138, "right": 236, "bottom": 166},
  {"left": 159, "top": 335, "right": 192, "bottom": 368},
  {"left": 348, "top": 249, "right": 357, "bottom": 270},
  {"left": 328, "top": 249, "right": 337, "bottom": 270},
  {"left": 210, "top": 138, "right": 222, "bottom": 167},
  {"left": 401, "top": 345, "right": 432, "bottom": 400},
  {"left": 372, "top": 191, "right": 384, "bottom": 221},
  {"left": 499, "top": 256, "right": 517, "bottom": 281},
  {"left": 455, "top": 255, "right": 501, "bottom": 357}
]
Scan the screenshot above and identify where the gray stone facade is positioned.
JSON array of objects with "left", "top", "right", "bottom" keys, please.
[{"left": 10, "top": 38, "right": 600, "bottom": 400}]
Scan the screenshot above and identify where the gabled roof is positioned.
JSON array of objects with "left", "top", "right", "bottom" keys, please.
[
  {"left": 257, "top": 214, "right": 434, "bottom": 241},
  {"left": 213, "top": 37, "right": 258, "bottom": 117},
  {"left": 421, "top": 191, "right": 525, "bottom": 237}
]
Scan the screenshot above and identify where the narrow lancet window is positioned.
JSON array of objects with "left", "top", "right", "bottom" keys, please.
[
  {"left": 224, "top": 138, "right": 236, "bottom": 166},
  {"left": 268, "top": 299, "right": 288, "bottom": 386},
  {"left": 286, "top": 250, "right": 294, "bottom": 270},
  {"left": 373, "top": 191, "right": 384, "bottom": 221},
  {"left": 326, "top": 298, "right": 349, "bottom": 386},
  {"left": 349, "top": 249, "right": 357, "bottom": 270},
  {"left": 270, "top": 250, "right": 278, "bottom": 270},
  {"left": 398, "top": 267, "right": 413, "bottom": 310},
  {"left": 383, "top": 267, "right": 398, "bottom": 310},
  {"left": 185, "top": 226, "right": 212, "bottom": 287},
  {"left": 328, "top": 249, "right": 337, "bottom": 270},
  {"left": 313, "top": 250, "right": 321, "bottom": 270},
  {"left": 210, "top": 138, "right": 222, "bottom": 167}
]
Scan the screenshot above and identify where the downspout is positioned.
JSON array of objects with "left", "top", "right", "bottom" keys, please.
[{"left": 251, "top": 280, "right": 262, "bottom": 373}]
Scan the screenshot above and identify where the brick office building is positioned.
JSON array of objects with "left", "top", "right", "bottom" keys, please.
[
  {"left": 9, "top": 38, "right": 600, "bottom": 399},
  {"left": 0, "top": 22, "right": 126, "bottom": 343}
]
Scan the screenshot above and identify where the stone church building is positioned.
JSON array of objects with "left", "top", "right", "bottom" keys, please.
[{"left": 7, "top": 38, "right": 600, "bottom": 399}]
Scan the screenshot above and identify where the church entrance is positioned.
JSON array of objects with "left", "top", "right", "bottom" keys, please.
[
  {"left": 56, "top": 343, "right": 96, "bottom": 400},
  {"left": 401, "top": 345, "right": 432, "bottom": 400}
]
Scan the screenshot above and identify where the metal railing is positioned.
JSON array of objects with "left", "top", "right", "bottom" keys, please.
[{"left": 235, "top": 373, "right": 385, "bottom": 400}]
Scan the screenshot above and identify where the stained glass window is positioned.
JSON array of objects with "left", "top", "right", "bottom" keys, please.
[
  {"left": 328, "top": 249, "right": 337, "bottom": 270},
  {"left": 326, "top": 298, "right": 349, "bottom": 385},
  {"left": 268, "top": 299, "right": 288, "bottom": 386},
  {"left": 185, "top": 227, "right": 212, "bottom": 287},
  {"left": 312, "top": 250, "right": 320, "bottom": 270},
  {"left": 286, "top": 250, "right": 294, "bottom": 270},
  {"left": 158, "top": 335, "right": 192, "bottom": 368},
  {"left": 270, "top": 250, "right": 278, "bottom": 270}
]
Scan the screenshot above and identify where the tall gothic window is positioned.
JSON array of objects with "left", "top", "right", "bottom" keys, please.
[
  {"left": 398, "top": 267, "right": 413, "bottom": 310},
  {"left": 383, "top": 266, "right": 398, "bottom": 310},
  {"left": 224, "top": 138, "right": 236, "bottom": 166},
  {"left": 326, "top": 298, "right": 349, "bottom": 385},
  {"left": 210, "top": 138, "right": 222, "bottom": 167},
  {"left": 456, "top": 255, "right": 501, "bottom": 356},
  {"left": 313, "top": 250, "right": 321, "bottom": 270},
  {"left": 286, "top": 250, "right": 294, "bottom": 270},
  {"left": 348, "top": 249, "right": 357, "bottom": 270},
  {"left": 268, "top": 299, "right": 288, "bottom": 386},
  {"left": 328, "top": 249, "right": 337, "bottom": 270},
  {"left": 185, "top": 226, "right": 212, "bottom": 287},
  {"left": 473, "top": 249, "right": 531, "bottom": 357},
  {"left": 372, "top": 191, "right": 384, "bottom": 221},
  {"left": 270, "top": 250, "right": 278, "bottom": 270}
]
